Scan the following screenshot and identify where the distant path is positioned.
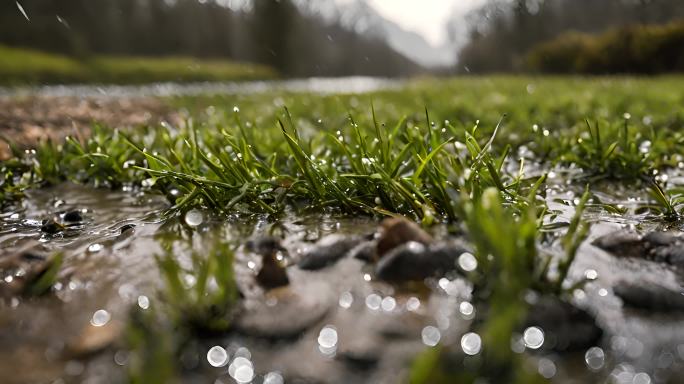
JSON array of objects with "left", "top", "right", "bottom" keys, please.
[{"left": 0, "top": 77, "right": 401, "bottom": 99}]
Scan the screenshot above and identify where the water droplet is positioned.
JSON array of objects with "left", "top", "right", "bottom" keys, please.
[
  {"left": 381, "top": 296, "right": 396, "bottom": 312},
  {"left": 88, "top": 243, "right": 103, "bottom": 253},
  {"left": 15, "top": 1, "right": 29, "bottom": 21},
  {"left": 523, "top": 326, "right": 544, "bottom": 349},
  {"left": 459, "top": 301, "right": 475, "bottom": 319},
  {"left": 363, "top": 273, "right": 371, "bottom": 282},
  {"left": 458, "top": 252, "right": 477, "bottom": 272},
  {"left": 421, "top": 326, "right": 441, "bottom": 346},
  {"left": 633, "top": 372, "right": 651, "bottom": 384},
  {"left": 318, "top": 325, "right": 338, "bottom": 355},
  {"left": 91, "top": 309, "right": 111, "bottom": 327},
  {"left": 585, "top": 269, "right": 598, "bottom": 280},
  {"left": 406, "top": 297, "right": 420, "bottom": 311},
  {"left": 461, "top": 332, "right": 482, "bottom": 355},
  {"left": 207, "top": 346, "right": 228, "bottom": 367},
  {"left": 365, "top": 294, "right": 381, "bottom": 310},
  {"left": 264, "top": 372, "right": 284, "bottom": 384},
  {"left": 538, "top": 358, "right": 556, "bottom": 379},
  {"left": 184, "top": 209, "right": 204, "bottom": 227},
  {"left": 338, "top": 291, "right": 353, "bottom": 309},
  {"left": 137, "top": 295, "right": 150, "bottom": 310},
  {"left": 585, "top": 346, "right": 605, "bottom": 371},
  {"left": 228, "top": 357, "right": 253, "bottom": 383}
]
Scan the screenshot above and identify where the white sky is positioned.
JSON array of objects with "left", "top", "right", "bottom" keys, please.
[{"left": 366, "top": 0, "right": 484, "bottom": 46}]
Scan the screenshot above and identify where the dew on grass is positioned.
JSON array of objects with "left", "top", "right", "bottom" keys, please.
[{"left": 184, "top": 209, "right": 203, "bottom": 227}]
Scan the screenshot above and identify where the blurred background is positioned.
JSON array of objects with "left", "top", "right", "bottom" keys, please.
[{"left": 1, "top": 0, "right": 684, "bottom": 84}]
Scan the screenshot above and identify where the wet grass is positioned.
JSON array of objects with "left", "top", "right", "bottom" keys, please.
[
  {"left": 0, "top": 45, "right": 277, "bottom": 85},
  {"left": 3, "top": 76, "right": 684, "bottom": 382}
]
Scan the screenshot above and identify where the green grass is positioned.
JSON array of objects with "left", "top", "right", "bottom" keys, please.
[
  {"left": 4, "top": 76, "right": 684, "bottom": 382},
  {"left": 0, "top": 45, "right": 277, "bottom": 85}
]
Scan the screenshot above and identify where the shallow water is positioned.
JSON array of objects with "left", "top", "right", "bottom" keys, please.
[
  {"left": 1, "top": 182, "right": 684, "bottom": 383},
  {"left": 0, "top": 77, "right": 402, "bottom": 99}
]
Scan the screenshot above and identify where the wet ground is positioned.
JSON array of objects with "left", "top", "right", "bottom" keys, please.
[
  {"left": 1, "top": 181, "right": 684, "bottom": 384},
  {"left": 0, "top": 77, "right": 399, "bottom": 160}
]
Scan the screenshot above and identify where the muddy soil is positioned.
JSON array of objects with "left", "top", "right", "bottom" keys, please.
[
  {"left": 0, "top": 96, "right": 181, "bottom": 160},
  {"left": 1, "top": 183, "right": 684, "bottom": 383}
]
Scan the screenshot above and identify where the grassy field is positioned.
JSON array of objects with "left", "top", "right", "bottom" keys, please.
[
  {"left": 3, "top": 76, "right": 684, "bottom": 382},
  {"left": 0, "top": 45, "right": 277, "bottom": 85}
]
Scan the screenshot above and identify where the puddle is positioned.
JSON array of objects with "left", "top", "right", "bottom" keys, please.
[
  {"left": 1, "top": 182, "right": 684, "bottom": 383},
  {"left": 0, "top": 77, "right": 402, "bottom": 99}
]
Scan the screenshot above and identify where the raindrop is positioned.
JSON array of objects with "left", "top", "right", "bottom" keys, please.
[
  {"left": 365, "top": 293, "right": 381, "bottom": 310},
  {"left": 338, "top": 291, "right": 353, "bottom": 309},
  {"left": 458, "top": 252, "right": 477, "bottom": 272},
  {"left": 459, "top": 301, "right": 475, "bottom": 319},
  {"left": 538, "top": 358, "right": 556, "bottom": 379},
  {"left": 633, "top": 372, "right": 651, "bottom": 384},
  {"left": 585, "top": 347, "right": 605, "bottom": 371},
  {"left": 381, "top": 296, "right": 396, "bottom": 312},
  {"left": 523, "top": 326, "right": 544, "bottom": 349},
  {"left": 318, "top": 326, "right": 338, "bottom": 349},
  {"left": 228, "top": 357, "right": 254, "bottom": 383},
  {"left": 56, "top": 15, "right": 70, "bottom": 28},
  {"left": 137, "top": 295, "right": 150, "bottom": 310},
  {"left": 16, "top": 1, "right": 29, "bottom": 21},
  {"left": 184, "top": 209, "right": 204, "bottom": 227},
  {"left": 584, "top": 269, "right": 598, "bottom": 280},
  {"left": 207, "top": 346, "right": 229, "bottom": 367},
  {"left": 461, "top": 332, "right": 482, "bottom": 355},
  {"left": 263, "top": 372, "right": 284, "bottom": 384},
  {"left": 421, "top": 326, "right": 441, "bottom": 347},
  {"left": 88, "top": 243, "right": 103, "bottom": 253},
  {"left": 91, "top": 309, "right": 111, "bottom": 327},
  {"left": 406, "top": 297, "right": 420, "bottom": 311}
]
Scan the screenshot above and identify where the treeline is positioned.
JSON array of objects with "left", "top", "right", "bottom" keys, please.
[
  {"left": 0, "top": 0, "right": 420, "bottom": 77},
  {"left": 527, "top": 21, "right": 684, "bottom": 74},
  {"left": 458, "top": 0, "right": 684, "bottom": 73}
]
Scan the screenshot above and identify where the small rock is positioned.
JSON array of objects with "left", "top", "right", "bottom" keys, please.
[
  {"left": 40, "top": 218, "right": 64, "bottom": 235},
  {"left": 592, "top": 231, "right": 644, "bottom": 259},
  {"left": 525, "top": 296, "right": 603, "bottom": 352},
  {"left": 66, "top": 321, "right": 123, "bottom": 358},
  {"left": 61, "top": 210, "right": 84, "bottom": 223},
  {"left": 119, "top": 224, "right": 136, "bottom": 235},
  {"left": 375, "top": 241, "right": 468, "bottom": 282},
  {"left": 297, "top": 234, "right": 360, "bottom": 270},
  {"left": 235, "top": 288, "right": 330, "bottom": 339},
  {"left": 614, "top": 279, "right": 684, "bottom": 312},
  {"left": 376, "top": 217, "right": 433, "bottom": 259},
  {"left": 246, "top": 236, "right": 289, "bottom": 290},
  {"left": 642, "top": 231, "right": 680, "bottom": 247},
  {"left": 256, "top": 254, "right": 289, "bottom": 290},
  {"left": 349, "top": 240, "right": 377, "bottom": 262},
  {"left": 246, "top": 236, "right": 285, "bottom": 255}
]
